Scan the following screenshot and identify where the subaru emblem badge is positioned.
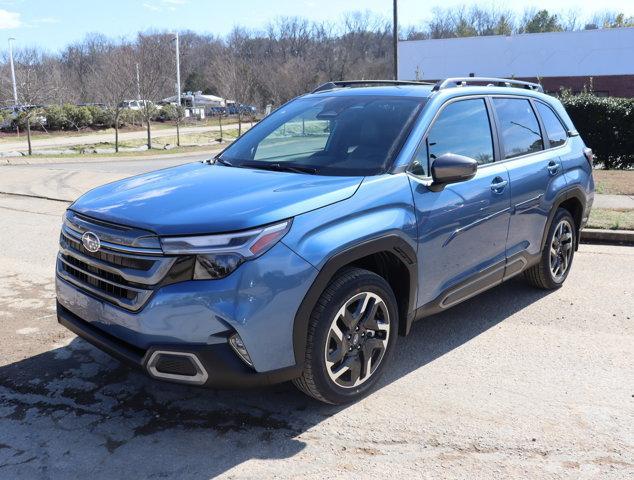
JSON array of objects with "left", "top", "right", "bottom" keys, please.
[{"left": 81, "top": 231, "right": 101, "bottom": 253}]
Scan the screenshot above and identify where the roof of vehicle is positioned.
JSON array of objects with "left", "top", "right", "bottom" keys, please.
[{"left": 305, "top": 77, "right": 553, "bottom": 102}]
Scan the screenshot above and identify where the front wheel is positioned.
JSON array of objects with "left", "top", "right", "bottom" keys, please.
[
  {"left": 293, "top": 267, "right": 398, "bottom": 404},
  {"left": 524, "top": 208, "right": 576, "bottom": 289}
]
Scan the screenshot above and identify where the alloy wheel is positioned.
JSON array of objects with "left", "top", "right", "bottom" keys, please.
[
  {"left": 324, "top": 291, "right": 390, "bottom": 389},
  {"left": 549, "top": 219, "right": 573, "bottom": 282}
]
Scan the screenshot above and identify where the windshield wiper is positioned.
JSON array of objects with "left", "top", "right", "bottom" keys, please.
[
  {"left": 213, "top": 157, "right": 234, "bottom": 167},
  {"left": 240, "top": 161, "right": 318, "bottom": 175}
]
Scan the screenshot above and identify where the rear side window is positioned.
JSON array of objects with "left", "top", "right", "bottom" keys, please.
[
  {"left": 535, "top": 102, "right": 567, "bottom": 148},
  {"left": 418, "top": 98, "right": 494, "bottom": 171},
  {"left": 493, "top": 98, "right": 543, "bottom": 159}
]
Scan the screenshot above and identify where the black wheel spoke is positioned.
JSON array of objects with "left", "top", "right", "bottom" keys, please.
[
  {"left": 361, "top": 338, "right": 383, "bottom": 378},
  {"left": 347, "top": 356, "right": 361, "bottom": 385},
  {"left": 326, "top": 342, "right": 346, "bottom": 366},
  {"left": 340, "top": 309, "right": 357, "bottom": 330},
  {"left": 361, "top": 299, "right": 380, "bottom": 330}
]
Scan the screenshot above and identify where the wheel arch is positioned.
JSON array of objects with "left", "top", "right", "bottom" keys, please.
[
  {"left": 292, "top": 235, "right": 418, "bottom": 366},
  {"left": 541, "top": 186, "right": 587, "bottom": 252}
]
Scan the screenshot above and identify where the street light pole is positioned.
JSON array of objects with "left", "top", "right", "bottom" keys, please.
[
  {"left": 8, "top": 37, "right": 18, "bottom": 106},
  {"left": 172, "top": 32, "right": 182, "bottom": 147},
  {"left": 175, "top": 32, "right": 181, "bottom": 107},
  {"left": 135, "top": 63, "right": 141, "bottom": 100},
  {"left": 392, "top": 0, "right": 398, "bottom": 80}
]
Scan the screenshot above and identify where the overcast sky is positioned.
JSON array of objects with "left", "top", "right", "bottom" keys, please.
[{"left": 1, "top": 0, "right": 633, "bottom": 51}]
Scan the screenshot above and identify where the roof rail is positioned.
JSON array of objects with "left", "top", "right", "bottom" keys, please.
[
  {"left": 432, "top": 77, "right": 544, "bottom": 93},
  {"left": 312, "top": 79, "right": 434, "bottom": 93}
]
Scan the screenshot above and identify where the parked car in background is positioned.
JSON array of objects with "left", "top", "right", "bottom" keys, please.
[
  {"left": 0, "top": 105, "right": 47, "bottom": 130},
  {"left": 227, "top": 103, "right": 257, "bottom": 115},
  {"left": 56, "top": 78, "right": 593, "bottom": 404},
  {"left": 118, "top": 99, "right": 154, "bottom": 111},
  {"left": 207, "top": 106, "right": 227, "bottom": 116}
]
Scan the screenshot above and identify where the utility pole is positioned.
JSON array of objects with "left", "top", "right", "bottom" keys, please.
[
  {"left": 173, "top": 32, "right": 182, "bottom": 146},
  {"left": 135, "top": 63, "right": 141, "bottom": 100},
  {"left": 8, "top": 38, "right": 18, "bottom": 106},
  {"left": 392, "top": 0, "right": 398, "bottom": 80},
  {"left": 175, "top": 32, "right": 181, "bottom": 106}
]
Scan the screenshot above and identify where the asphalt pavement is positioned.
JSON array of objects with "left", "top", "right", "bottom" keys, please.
[{"left": 0, "top": 155, "right": 632, "bottom": 479}]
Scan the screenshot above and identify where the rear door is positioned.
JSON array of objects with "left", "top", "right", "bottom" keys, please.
[
  {"left": 491, "top": 97, "right": 568, "bottom": 270},
  {"left": 408, "top": 97, "right": 511, "bottom": 309}
]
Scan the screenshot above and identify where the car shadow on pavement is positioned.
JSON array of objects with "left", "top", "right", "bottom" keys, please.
[{"left": 0, "top": 277, "right": 553, "bottom": 478}]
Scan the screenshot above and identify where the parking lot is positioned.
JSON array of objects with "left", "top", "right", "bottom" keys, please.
[{"left": 0, "top": 156, "right": 632, "bottom": 479}]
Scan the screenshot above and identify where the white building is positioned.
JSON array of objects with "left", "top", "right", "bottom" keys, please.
[{"left": 398, "top": 27, "right": 634, "bottom": 97}]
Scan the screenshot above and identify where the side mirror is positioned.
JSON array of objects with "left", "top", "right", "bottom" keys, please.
[{"left": 430, "top": 153, "right": 478, "bottom": 191}]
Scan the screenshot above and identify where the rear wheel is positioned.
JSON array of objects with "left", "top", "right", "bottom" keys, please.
[
  {"left": 293, "top": 267, "right": 398, "bottom": 404},
  {"left": 524, "top": 208, "right": 576, "bottom": 289}
]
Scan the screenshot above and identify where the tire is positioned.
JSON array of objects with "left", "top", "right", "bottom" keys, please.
[
  {"left": 524, "top": 208, "right": 576, "bottom": 290},
  {"left": 292, "top": 267, "right": 399, "bottom": 404}
]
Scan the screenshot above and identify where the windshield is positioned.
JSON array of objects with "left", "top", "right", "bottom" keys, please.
[{"left": 219, "top": 95, "right": 425, "bottom": 176}]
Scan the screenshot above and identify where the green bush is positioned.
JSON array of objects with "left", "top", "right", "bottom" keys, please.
[
  {"left": 119, "top": 109, "right": 143, "bottom": 126},
  {"left": 63, "top": 104, "right": 93, "bottom": 129},
  {"left": 43, "top": 105, "right": 68, "bottom": 129},
  {"left": 560, "top": 92, "right": 634, "bottom": 169},
  {"left": 87, "top": 106, "right": 113, "bottom": 127},
  {"left": 159, "top": 104, "right": 185, "bottom": 121}
]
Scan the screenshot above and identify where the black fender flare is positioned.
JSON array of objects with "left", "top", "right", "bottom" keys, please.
[
  {"left": 540, "top": 185, "right": 588, "bottom": 251},
  {"left": 292, "top": 234, "right": 418, "bottom": 366}
]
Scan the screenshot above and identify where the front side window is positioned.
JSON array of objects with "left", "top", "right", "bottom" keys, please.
[
  {"left": 411, "top": 98, "right": 494, "bottom": 176},
  {"left": 535, "top": 102, "right": 567, "bottom": 148},
  {"left": 493, "top": 98, "right": 544, "bottom": 158},
  {"left": 220, "top": 95, "right": 424, "bottom": 176}
]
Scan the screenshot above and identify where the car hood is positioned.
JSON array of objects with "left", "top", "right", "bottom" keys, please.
[{"left": 70, "top": 162, "right": 363, "bottom": 235}]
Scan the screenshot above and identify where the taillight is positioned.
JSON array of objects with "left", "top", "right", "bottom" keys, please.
[{"left": 583, "top": 148, "right": 594, "bottom": 166}]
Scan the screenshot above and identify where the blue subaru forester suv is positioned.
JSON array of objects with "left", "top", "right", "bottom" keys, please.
[{"left": 56, "top": 78, "right": 594, "bottom": 404}]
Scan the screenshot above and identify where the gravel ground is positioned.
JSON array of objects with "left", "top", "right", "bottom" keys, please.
[{"left": 0, "top": 159, "right": 632, "bottom": 479}]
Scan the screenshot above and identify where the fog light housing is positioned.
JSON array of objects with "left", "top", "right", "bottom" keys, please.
[{"left": 229, "top": 333, "right": 253, "bottom": 367}]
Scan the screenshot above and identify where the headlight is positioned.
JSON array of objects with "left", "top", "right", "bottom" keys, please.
[{"left": 161, "top": 220, "right": 291, "bottom": 280}]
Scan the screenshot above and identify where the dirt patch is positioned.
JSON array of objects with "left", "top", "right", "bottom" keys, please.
[{"left": 593, "top": 170, "right": 634, "bottom": 195}]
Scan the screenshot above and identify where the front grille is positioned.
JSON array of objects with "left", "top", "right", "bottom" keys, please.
[
  {"left": 57, "top": 217, "right": 178, "bottom": 311},
  {"left": 61, "top": 261, "right": 136, "bottom": 301},
  {"left": 64, "top": 235, "right": 154, "bottom": 271}
]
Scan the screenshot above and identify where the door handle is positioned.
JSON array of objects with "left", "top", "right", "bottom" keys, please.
[
  {"left": 490, "top": 177, "right": 508, "bottom": 193},
  {"left": 547, "top": 161, "right": 560, "bottom": 175}
]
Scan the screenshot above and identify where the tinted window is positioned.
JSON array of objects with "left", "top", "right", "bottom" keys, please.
[
  {"left": 493, "top": 98, "right": 543, "bottom": 158},
  {"left": 220, "top": 96, "right": 423, "bottom": 176},
  {"left": 535, "top": 102, "right": 567, "bottom": 148},
  {"left": 418, "top": 98, "right": 494, "bottom": 172}
]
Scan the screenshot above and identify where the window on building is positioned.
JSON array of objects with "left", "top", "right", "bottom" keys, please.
[
  {"left": 493, "top": 98, "right": 544, "bottom": 159},
  {"left": 535, "top": 102, "right": 567, "bottom": 148}
]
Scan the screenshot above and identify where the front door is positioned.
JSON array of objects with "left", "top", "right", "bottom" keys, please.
[{"left": 408, "top": 97, "right": 511, "bottom": 309}]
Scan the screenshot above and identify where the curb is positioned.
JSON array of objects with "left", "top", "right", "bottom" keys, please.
[{"left": 580, "top": 228, "right": 634, "bottom": 246}]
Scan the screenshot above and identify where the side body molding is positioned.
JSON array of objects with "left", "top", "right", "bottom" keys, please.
[{"left": 291, "top": 235, "right": 418, "bottom": 366}]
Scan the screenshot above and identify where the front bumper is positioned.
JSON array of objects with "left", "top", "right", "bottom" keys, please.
[
  {"left": 57, "top": 302, "right": 302, "bottom": 388},
  {"left": 56, "top": 241, "right": 318, "bottom": 377}
]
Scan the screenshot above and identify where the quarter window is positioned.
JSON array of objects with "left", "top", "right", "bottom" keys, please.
[
  {"left": 493, "top": 98, "right": 543, "bottom": 159},
  {"left": 535, "top": 102, "right": 567, "bottom": 148},
  {"left": 412, "top": 98, "right": 494, "bottom": 175}
]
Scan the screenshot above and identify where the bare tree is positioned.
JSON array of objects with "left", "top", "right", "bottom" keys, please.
[
  {"left": 13, "top": 48, "right": 56, "bottom": 154},
  {"left": 135, "top": 33, "right": 173, "bottom": 148},
  {"left": 94, "top": 43, "right": 135, "bottom": 152}
]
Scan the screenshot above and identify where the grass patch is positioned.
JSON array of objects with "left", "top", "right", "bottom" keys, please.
[
  {"left": 587, "top": 208, "right": 634, "bottom": 231},
  {"left": 62, "top": 128, "right": 240, "bottom": 152},
  {"left": 593, "top": 170, "right": 634, "bottom": 195}
]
